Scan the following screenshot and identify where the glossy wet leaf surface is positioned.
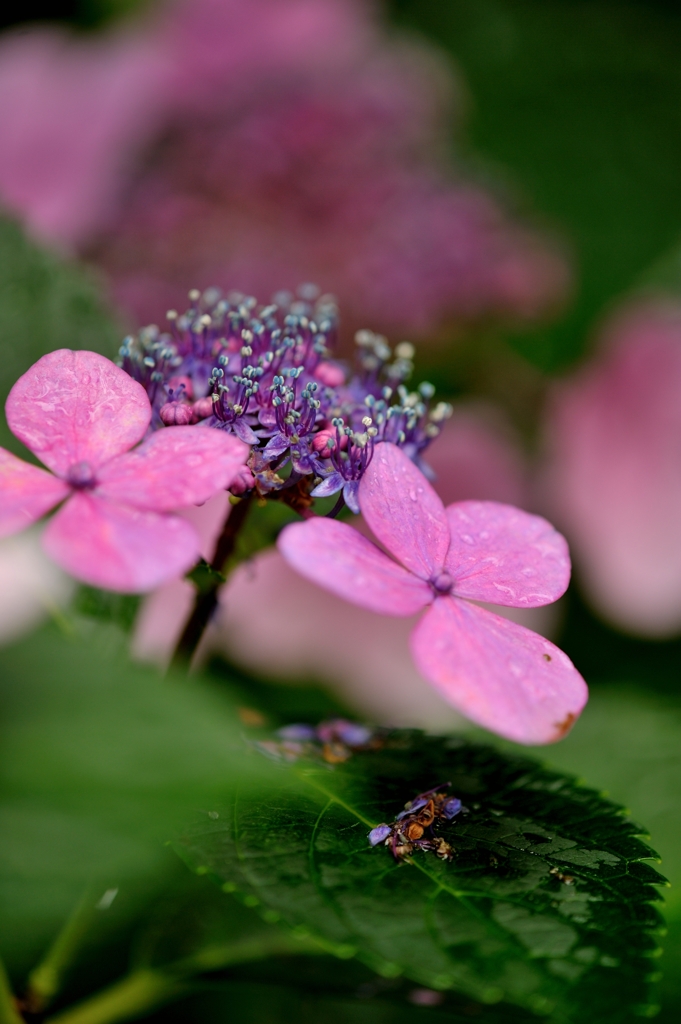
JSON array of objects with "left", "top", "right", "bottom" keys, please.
[{"left": 177, "top": 731, "right": 664, "bottom": 1022}]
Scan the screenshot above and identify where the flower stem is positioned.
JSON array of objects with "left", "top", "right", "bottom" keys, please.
[
  {"left": 0, "top": 957, "right": 23, "bottom": 1024},
  {"left": 26, "top": 890, "right": 102, "bottom": 1013},
  {"left": 44, "top": 933, "right": 324, "bottom": 1024},
  {"left": 44, "top": 970, "right": 184, "bottom": 1024},
  {"left": 171, "top": 494, "right": 253, "bottom": 669}
]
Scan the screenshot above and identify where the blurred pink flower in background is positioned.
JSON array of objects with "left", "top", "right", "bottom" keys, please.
[
  {"left": 542, "top": 300, "right": 681, "bottom": 637},
  {"left": 0, "top": 0, "right": 360, "bottom": 248},
  {"left": 0, "top": 0, "right": 568, "bottom": 338},
  {"left": 135, "top": 407, "right": 559, "bottom": 729}
]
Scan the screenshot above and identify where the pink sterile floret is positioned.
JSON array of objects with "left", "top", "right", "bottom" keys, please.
[
  {"left": 0, "top": 349, "right": 248, "bottom": 592},
  {"left": 278, "top": 442, "right": 587, "bottom": 745}
]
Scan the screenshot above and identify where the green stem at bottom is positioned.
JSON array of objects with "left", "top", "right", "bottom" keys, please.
[
  {"left": 45, "top": 971, "right": 184, "bottom": 1024},
  {"left": 44, "top": 932, "right": 325, "bottom": 1024}
]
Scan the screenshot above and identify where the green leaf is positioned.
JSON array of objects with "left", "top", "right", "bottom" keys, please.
[
  {"left": 0, "top": 622, "right": 274, "bottom": 977},
  {"left": 389, "top": 0, "right": 681, "bottom": 371},
  {"left": 0, "top": 216, "right": 120, "bottom": 457},
  {"left": 150, "top": 958, "right": 541, "bottom": 1024},
  {"left": 176, "top": 732, "right": 664, "bottom": 1022},
  {"left": 521, "top": 683, "right": 681, "bottom": 1021},
  {"left": 71, "top": 588, "right": 141, "bottom": 633}
]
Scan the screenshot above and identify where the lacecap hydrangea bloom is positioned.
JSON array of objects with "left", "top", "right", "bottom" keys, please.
[
  {"left": 0, "top": 283, "right": 585, "bottom": 744},
  {"left": 118, "top": 285, "right": 454, "bottom": 514},
  {"left": 115, "top": 284, "right": 586, "bottom": 742},
  {"left": 0, "top": 349, "right": 248, "bottom": 591}
]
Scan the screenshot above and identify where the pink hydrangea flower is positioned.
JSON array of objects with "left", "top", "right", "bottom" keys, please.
[
  {"left": 0, "top": 349, "right": 248, "bottom": 591},
  {"left": 542, "top": 300, "right": 681, "bottom": 636},
  {"left": 99, "top": 42, "right": 568, "bottom": 336},
  {"left": 0, "top": 25, "right": 169, "bottom": 248},
  {"left": 0, "top": 0, "right": 568, "bottom": 338},
  {"left": 279, "top": 443, "right": 586, "bottom": 744}
]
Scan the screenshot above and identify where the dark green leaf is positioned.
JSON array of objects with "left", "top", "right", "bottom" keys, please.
[
  {"left": 176, "top": 732, "right": 664, "bottom": 1023},
  {"left": 0, "top": 216, "right": 120, "bottom": 457},
  {"left": 0, "top": 622, "right": 274, "bottom": 976},
  {"left": 522, "top": 682, "right": 681, "bottom": 1020},
  {"left": 148, "top": 963, "right": 539, "bottom": 1024}
]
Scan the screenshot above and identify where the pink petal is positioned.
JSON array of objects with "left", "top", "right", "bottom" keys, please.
[
  {"left": 278, "top": 517, "right": 432, "bottom": 616},
  {"left": 358, "top": 442, "right": 449, "bottom": 580},
  {"left": 42, "top": 492, "right": 199, "bottom": 592},
  {"left": 410, "top": 597, "right": 587, "bottom": 745},
  {"left": 95, "top": 425, "right": 249, "bottom": 511},
  {"left": 445, "top": 501, "right": 570, "bottom": 608},
  {"left": 0, "top": 447, "right": 69, "bottom": 538},
  {"left": 6, "top": 350, "right": 151, "bottom": 478}
]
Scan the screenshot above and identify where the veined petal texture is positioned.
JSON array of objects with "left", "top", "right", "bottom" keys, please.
[
  {"left": 96, "top": 426, "right": 249, "bottom": 511},
  {"left": 359, "top": 442, "right": 449, "bottom": 580},
  {"left": 6, "top": 350, "right": 150, "bottom": 477},
  {"left": 410, "top": 596, "right": 587, "bottom": 745},
  {"left": 445, "top": 501, "right": 570, "bottom": 607},
  {"left": 278, "top": 517, "right": 432, "bottom": 616},
  {"left": 42, "top": 492, "right": 199, "bottom": 592},
  {"left": 0, "top": 447, "right": 69, "bottom": 537}
]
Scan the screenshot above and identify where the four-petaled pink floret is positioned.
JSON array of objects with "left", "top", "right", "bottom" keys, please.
[
  {"left": 0, "top": 349, "right": 248, "bottom": 592},
  {"left": 278, "top": 443, "right": 587, "bottom": 745}
]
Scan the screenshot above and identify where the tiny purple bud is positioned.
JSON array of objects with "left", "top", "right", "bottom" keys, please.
[
  {"left": 316, "top": 718, "right": 366, "bottom": 744},
  {"left": 160, "top": 402, "right": 193, "bottom": 426},
  {"left": 335, "top": 722, "right": 372, "bottom": 747},
  {"left": 312, "top": 428, "right": 347, "bottom": 456},
  {"left": 277, "top": 724, "right": 316, "bottom": 741},
  {"left": 312, "top": 428, "right": 336, "bottom": 457},
  {"left": 442, "top": 798, "right": 462, "bottom": 819},
  {"left": 368, "top": 824, "right": 392, "bottom": 847},
  {"left": 192, "top": 396, "right": 214, "bottom": 420},
  {"left": 229, "top": 465, "right": 255, "bottom": 496}
]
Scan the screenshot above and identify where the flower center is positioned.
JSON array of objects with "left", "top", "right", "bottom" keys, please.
[
  {"left": 67, "top": 461, "right": 97, "bottom": 490},
  {"left": 430, "top": 571, "right": 453, "bottom": 596}
]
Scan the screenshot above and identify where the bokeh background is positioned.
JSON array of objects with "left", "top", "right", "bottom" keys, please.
[{"left": 2, "top": 0, "right": 681, "bottom": 1020}]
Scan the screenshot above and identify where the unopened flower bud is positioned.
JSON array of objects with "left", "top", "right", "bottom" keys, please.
[
  {"left": 312, "top": 429, "right": 347, "bottom": 457},
  {"left": 229, "top": 466, "right": 256, "bottom": 496},
  {"left": 160, "top": 402, "right": 193, "bottom": 426},
  {"left": 192, "top": 397, "right": 214, "bottom": 420}
]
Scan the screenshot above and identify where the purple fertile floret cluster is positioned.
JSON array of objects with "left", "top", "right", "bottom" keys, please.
[{"left": 118, "top": 285, "right": 452, "bottom": 512}]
